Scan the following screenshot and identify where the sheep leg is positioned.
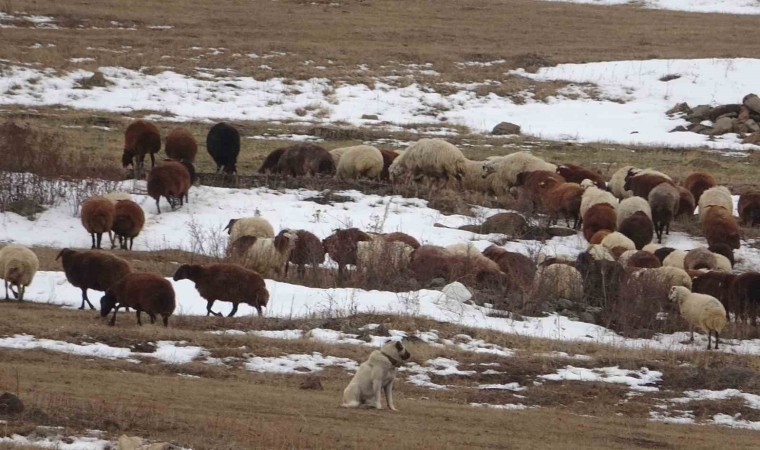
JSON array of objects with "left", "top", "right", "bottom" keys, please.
[
  {"left": 707, "top": 331, "right": 712, "bottom": 350},
  {"left": 149, "top": 152, "right": 155, "bottom": 169},
  {"left": 128, "top": 237, "right": 134, "bottom": 251},
  {"left": 136, "top": 310, "right": 143, "bottom": 326},
  {"left": 80, "top": 289, "right": 95, "bottom": 310},
  {"left": 161, "top": 314, "right": 169, "bottom": 327},
  {"left": 714, "top": 331, "right": 719, "bottom": 350},
  {"left": 206, "top": 299, "right": 221, "bottom": 317},
  {"left": 108, "top": 230, "right": 115, "bottom": 249},
  {"left": 155, "top": 198, "right": 161, "bottom": 214},
  {"left": 689, "top": 328, "right": 694, "bottom": 343},
  {"left": 227, "top": 303, "right": 239, "bottom": 317},
  {"left": 109, "top": 306, "right": 119, "bottom": 326},
  {"left": 18, "top": 285, "right": 24, "bottom": 302},
  {"left": 148, "top": 313, "right": 156, "bottom": 324},
  {"left": 90, "top": 233, "right": 96, "bottom": 249},
  {"left": 96, "top": 232, "right": 103, "bottom": 249},
  {"left": 3, "top": 280, "right": 8, "bottom": 300},
  {"left": 255, "top": 304, "right": 263, "bottom": 316}
]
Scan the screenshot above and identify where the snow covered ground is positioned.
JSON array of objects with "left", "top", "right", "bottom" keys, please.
[{"left": 543, "top": 0, "right": 760, "bottom": 15}]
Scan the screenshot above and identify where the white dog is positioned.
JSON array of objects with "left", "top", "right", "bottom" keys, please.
[{"left": 341, "top": 340, "right": 411, "bottom": 411}]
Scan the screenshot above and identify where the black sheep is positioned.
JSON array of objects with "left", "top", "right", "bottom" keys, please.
[{"left": 206, "top": 122, "right": 240, "bottom": 174}]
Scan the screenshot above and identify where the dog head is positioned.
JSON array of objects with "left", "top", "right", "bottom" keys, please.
[{"left": 381, "top": 340, "right": 411, "bottom": 364}]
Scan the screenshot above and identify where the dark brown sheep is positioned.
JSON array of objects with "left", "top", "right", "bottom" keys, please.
[
  {"left": 147, "top": 161, "right": 192, "bottom": 214},
  {"left": 322, "top": 228, "right": 373, "bottom": 277},
  {"left": 542, "top": 182, "right": 583, "bottom": 229},
  {"left": 409, "top": 245, "right": 506, "bottom": 289},
  {"left": 165, "top": 127, "right": 198, "bottom": 163},
  {"left": 173, "top": 263, "right": 269, "bottom": 316},
  {"left": 379, "top": 150, "right": 398, "bottom": 181},
  {"left": 675, "top": 186, "right": 696, "bottom": 219},
  {"left": 618, "top": 211, "right": 654, "bottom": 250},
  {"left": 482, "top": 245, "right": 536, "bottom": 291},
  {"left": 285, "top": 230, "right": 325, "bottom": 278},
  {"left": 408, "top": 246, "right": 454, "bottom": 285},
  {"left": 56, "top": 248, "right": 132, "bottom": 310},
  {"left": 738, "top": 191, "right": 760, "bottom": 226},
  {"left": 692, "top": 272, "right": 737, "bottom": 321},
  {"left": 582, "top": 203, "right": 616, "bottom": 242},
  {"left": 702, "top": 206, "right": 741, "bottom": 250},
  {"left": 383, "top": 232, "right": 420, "bottom": 249},
  {"left": 122, "top": 119, "right": 161, "bottom": 173},
  {"left": 274, "top": 143, "right": 335, "bottom": 177},
  {"left": 112, "top": 199, "right": 145, "bottom": 250},
  {"left": 80, "top": 196, "right": 115, "bottom": 249},
  {"left": 683, "top": 172, "right": 716, "bottom": 205},
  {"left": 648, "top": 183, "right": 679, "bottom": 243},
  {"left": 555, "top": 163, "right": 606, "bottom": 188},
  {"left": 653, "top": 247, "right": 677, "bottom": 264},
  {"left": 259, "top": 147, "right": 286, "bottom": 174},
  {"left": 730, "top": 272, "right": 760, "bottom": 325},
  {"left": 624, "top": 171, "right": 674, "bottom": 199},
  {"left": 622, "top": 251, "right": 661, "bottom": 270},
  {"left": 100, "top": 272, "right": 175, "bottom": 326}
]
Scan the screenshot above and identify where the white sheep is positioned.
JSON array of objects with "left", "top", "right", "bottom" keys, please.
[
  {"left": 532, "top": 263, "right": 583, "bottom": 302},
  {"left": 669, "top": 286, "right": 727, "bottom": 350},
  {"left": 662, "top": 250, "right": 687, "bottom": 270},
  {"left": 616, "top": 196, "right": 652, "bottom": 228},
  {"left": 462, "top": 159, "right": 494, "bottom": 193},
  {"left": 609, "top": 166, "right": 637, "bottom": 199},
  {"left": 580, "top": 181, "right": 618, "bottom": 218},
  {"left": 232, "top": 230, "right": 297, "bottom": 278},
  {"left": 357, "top": 240, "right": 414, "bottom": 273},
  {"left": 600, "top": 232, "right": 636, "bottom": 254},
  {"left": 587, "top": 244, "right": 615, "bottom": 261},
  {"left": 698, "top": 186, "right": 733, "bottom": 220},
  {"left": 329, "top": 147, "right": 351, "bottom": 165},
  {"left": 336, "top": 145, "right": 384, "bottom": 180},
  {"left": 224, "top": 217, "right": 275, "bottom": 242},
  {"left": 0, "top": 244, "right": 39, "bottom": 301},
  {"left": 390, "top": 139, "right": 467, "bottom": 186},
  {"left": 684, "top": 248, "right": 732, "bottom": 273},
  {"left": 642, "top": 243, "right": 663, "bottom": 254},
  {"left": 482, "top": 152, "right": 556, "bottom": 195},
  {"left": 632, "top": 266, "right": 692, "bottom": 291}
]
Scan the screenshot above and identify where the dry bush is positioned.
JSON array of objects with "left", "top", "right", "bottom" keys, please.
[
  {"left": 355, "top": 242, "right": 416, "bottom": 292},
  {"left": 600, "top": 274, "right": 681, "bottom": 338}
]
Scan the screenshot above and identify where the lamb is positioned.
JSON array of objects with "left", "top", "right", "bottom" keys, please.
[
  {"left": 669, "top": 286, "right": 727, "bottom": 350},
  {"left": 542, "top": 182, "right": 584, "bottom": 228},
  {"left": 683, "top": 172, "right": 716, "bottom": 204},
  {"left": 206, "top": 122, "right": 240, "bottom": 174},
  {"left": 273, "top": 143, "right": 335, "bottom": 177},
  {"left": 285, "top": 230, "right": 325, "bottom": 277},
  {"left": 580, "top": 180, "right": 618, "bottom": 218},
  {"left": 228, "top": 230, "right": 297, "bottom": 278},
  {"left": 224, "top": 217, "right": 275, "bottom": 242},
  {"left": 738, "top": 191, "right": 760, "bottom": 226},
  {"left": 164, "top": 127, "right": 198, "bottom": 163},
  {"left": 56, "top": 248, "right": 133, "bottom": 310},
  {"left": 146, "top": 160, "right": 192, "bottom": 214},
  {"left": 729, "top": 272, "right": 760, "bottom": 325},
  {"left": 624, "top": 170, "right": 674, "bottom": 199},
  {"left": 258, "top": 147, "right": 286, "bottom": 174},
  {"left": 676, "top": 187, "right": 696, "bottom": 219},
  {"left": 684, "top": 248, "right": 732, "bottom": 273},
  {"left": 618, "top": 250, "right": 661, "bottom": 270},
  {"left": 336, "top": 145, "right": 384, "bottom": 180},
  {"left": 111, "top": 199, "right": 145, "bottom": 251},
  {"left": 379, "top": 149, "right": 398, "bottom": 181},
  {"left": 701, "top": 206, "right": 741, "bottom": 250},
  {"left": 616, "top": 197, "right": 652, "bottom": 227},
  {"left": 555, "top": 163, "right": 605, "bottom": 188},
  {"left": 692, "top": 272, "right": 737, "bottom": 321},
  {"left": 322, "top": 228, "right": 373, "bottom": 277},
  {"left": 582, "top": 203, "right": 616, "bottom": 242},
  {"left": 698, "top": 186, "right": 733, "bottom": 219},
  {"left": 600, "top": 232, "right": 636, "bottom": 254},
  {"left": 173, "top": 263, "right": 269, "bottom": 316},
  {"left": 609, "top": 165, "right": 637, "bottom": 199},
  {"left": 0, "top": 244, "right": 38, "bottom": 301},
  {"left": 100, "top": 272, "right": 175, "bottom": 327},
  {"left": 618, "top": 211, "right": 654, "bottom": 250},
  {"left": 391, "top": 139, "right": 467, "bottom": 187},
  {"left": 482, "top": 152, "right": 556, "bottom": 195},
  {"left": 80, "top": 196, "right": 115, "bottom": 249},
  {"left": 122, "top": 119, "right": 161, "bottom": 175},
  {"left": 648, "top": 182, "right": 680, "bottom": 243},
  {"left": 532, "top": 263, "right": 583, "bottom": 303}
]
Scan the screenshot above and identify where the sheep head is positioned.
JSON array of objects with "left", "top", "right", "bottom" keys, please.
[
  {"left": 173, "top": 264, "right": 201, "bottom": 281},
  {"left": 223, "top": 219, "right": 238, "bottom": 234},
  {"left": 668, "top": 286, "right": 688, "bottom": 305},
  {"left": 100, "top": 293, "right": 117, "bottom": 317}
]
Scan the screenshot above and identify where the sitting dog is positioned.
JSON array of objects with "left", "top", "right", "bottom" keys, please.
[{"left": 341, "top": 340, "right": 411, "bottom": 411}]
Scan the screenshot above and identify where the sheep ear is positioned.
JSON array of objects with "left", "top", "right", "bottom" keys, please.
[
  {"left": 223, "top": 219, "right": 237, "bottom": 233},
  {"left": 274, "top": 233, "right": 290, "bottom": 252}
]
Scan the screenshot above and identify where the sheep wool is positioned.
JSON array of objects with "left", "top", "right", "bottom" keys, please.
[
  {"left": 580, "top": 184, "right": 618, "bottom": 218},
  {"left": 336, "top": 145, "right": 384, "bottom": 180},
  {"left": 225, "top": 217, "right": 275, "bottom": 242},
  {"left": 609, "top": 165, "right": 637, "bottom": 199},
  {"left": 600, "top": 232, "right": 636, "bottom": 254},
  {"left": 669, "top": 286, "right": 727, "bottom": 350},
  {"left": 616, "top": 196, "right": 652, "bottom": 227},
  {"left": 532, "top": 264, "right": 583, "bottom": 302},
  {"left": 698, "top": 186, "right": 733, "bottom": 219},
  {"left": 0, "top": 244, "right": 39, "bottom": 301}
]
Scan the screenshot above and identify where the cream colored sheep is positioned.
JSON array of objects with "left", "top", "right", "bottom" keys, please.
[
  {"left": 231, "top": 230, "right": 297, "bottom": 278},
  {"left": 698, "top": 186, "right": 733, "bottom": 220},
  {"left": 482, "top": 152, "right": 556, "bottom": 195},
  {"left": 336, "top": 145, "right": 384, "bottom": 180},
  {"left": 684, "top": 248, "right": 732, "bottom": 273},
  {"left": 225, "top": 217, "right": 275, "bottom": 242},
  {"left": 580, "top": 181, "right": 618, "bottom": 218},
  {"left": 642, "top": 243, "right": 663, "bottom": 254},
  {"left": 637, "top": 168, "right": 672, "bottom": 180},
  {"left": 662, "top": 250, "right": 687, "bottom": 270},
  {"left": 357, "top": 240, "right": 413, "bottom": 273},
  {"left": 532, "top": 263, "right": 583, "bottom": 302},
  {"left": 536, "top": 252, "right": 575, "bottom": 266},
  {"left": 0, "top": 244, "right": 39, "bottom": 301},
  {"left": 633, "top": 266, "right": 692, "bottom": 291},
  {"left": 669, "top": 286, "right": 727, "bottom": 350},
  {"left": 390, "top": 139, "right": 467, "bottom": 186},
  {"left": 609, "top": 166, "right": 637, "bottom": 199},
  {"left": 445, "top": 243, "right": 501, "bottom": 272},
  {"left": 616, "top": 196, "right": 652, "bottom": 228},
  {"left": 103, "top": 192, "right": 132, "bottom": 204},
  {"left": 329, "top": 147, "right": 350, "bottom": 165},
  {"left": 588, "top": 244, "right": 615, "bottom": 261},
  {"left": 462, "top": 159, "right": 494, "bottom": 193},
  {"left": 601, "top": 232, "right": 636, "bottom": 253}
]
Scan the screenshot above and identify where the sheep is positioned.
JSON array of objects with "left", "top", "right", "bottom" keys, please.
[
  {"left": 224, "top": 217, "right": 275, "bottom": 242},
  {"left": 391, "top": 139, "right": 467, "bottom": 187},
  {"left": 409, "top": 245, "right": 506, "bottom": 289},
  {"left": 675, "top": 186, "right": 696, "bottom": 219},
  {"left": 112, "top": 199, "right": 145, "bottom": 250},
  {"left": 738, "top": 191, "right": 760, "bottom": 226},
  {"left": 462, "top": 159, "right": 494, "bottom": 193},
  {"left": 445, "top": 243, "right": 501, "bottom": 273},
  {"left": 0, "top": 244, "right": 38, "bottom": 301},
  {"left": 336, "top": 145, "right": 384, "bottom": 180},
  {"left": 100, "top": 272, "right": 175, "bottom": 327},
  {"left": 80, "top": 196, "right": 115, "bottom": 249},
  {"left": 683, "top": 172, "right": 716, "bottom": 205},
  {"left": 648, "top": 183, "right": 680, "bottom": 244},
  {"left": 609, "top": 165, "right": 637, "bottom": 199},
  {"left": 322, "top": 228, "right": 373, "bottom": 277},
  {"left": 574, "top": 251, "right": 624, "bottom": 305},
  {"left": 408, "top": 245, "right": 453, "bottom": 284},
  {"left": 692, "top": 272, "right": 737, "bottom": 321},
  {"left": 56, "top": 249, "right": 132, "bottom": 310},
  {"left": 379, "top": 150, "right": 398, "bottom": 181},
  {"left": 616, "top": 197, "right": 652, "bottom": 228},
  {"left": 518, "top": 170, "right": 565, "bottom": 207},
  {"left": 147, "top": 160, "right": 192, "bottom": 214},
  {"left": 618, "top": 211, "right": 654, "bottom": 250},
  {"left": 173, "top": 263, "right": 269, "bottom": 316},
  {"left": 482, "top": 245, "right": 536, "bottom": 291},
  {"left": 207, "top": 122, "right": 240, "bottom": 174},
  {"left": 542, "top": 182, "right": 584, "bottom": 228},
  {"left": 634, "top": 266, "right": 692, "bottom": 291},
  {"left": 642, "top": 243, "right": 663, "bottom": 254},
  {"left": 482, "top": 152, "right": 556, "bottom": 195},
  {"left": 383, "top": 232, "right": 420, "bottom": 249},
  {"left": 730, "top": 272, "right": 760, "bottom": 325},
  {"left": 660, "top": 249, "right": 687, "bottom": 269},
  {"left": 580, "top": 180, "right": 618, "bottom": 218},
  {"left": 122, "top": 119, "right": 161, "bottom": 175},
  {"left": 555, "top": 163, "right": 605, "bottom": 188},
  {"left": 357, "top": 240, "right": 414, "bottom": 275},
  {"left": 600, "top": 232, "right": 636, "bottom": 254},
  {"left": 701, "top": 206, "right": 741, "bottom": 250},
  {"left": 272, "top": 143, "right": 335, "bottom": 177},
  {"left": 684, "top": 248, "right": 732, "bottom": 273},
  {"left": 582, "top": 203, "right": 617, "bottom": 242},
  {"left": 587, "top": 244, "right": 615, "bottom": 261},
  {"left": 708, "top": 243, "right": 735, "bottom": 268},
  {"left": 228, "top": 230, "right": 297, "bottom": 278},
  {"left": 669, "top": 286, "right": 727, "bottom": 350},
  {"left": 165, "top": 127, "right": 197, "bottom": 163},
  {"left": 698, "top": 186, "right": 733, "bottom": 219},
  {"left": 103, "top": 192, "right": 132, "bottom": 204},
  {"left": 624, "top": 170, "right": 674, "bottom": 199},
  {"left": 329, "top": 147, "right": 350, "bottom": 165},
  {"left": 618, "top": 250, "right": 661, "bottom": 270},
  {"left": 285, "top": 230, "right": 325, "bottom": 277},
  {"left": 259, "top": 147, "right": 286, "bottom": 174},
  {"left": 532, "top": 263, "right": 583, "bottom": 303}
]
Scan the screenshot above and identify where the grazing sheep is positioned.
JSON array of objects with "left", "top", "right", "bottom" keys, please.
[
  {"left": 698, "top": 186, "right": 733, "bottom": 219},
  {"left": 165, "top": 127, "right": 198, "bottom": 163},
  {"left": 729, "top": 272, "right": 760, "bottom": 325},
  {"left": 336, "top": 145, "right": 384, "bottom": 180},
  {"left": 574, "top": 251, "right": 624, "bottom": 305},
  {"left": 701, "top": 206, "right": 741, "bottom": 250},
  {"left": 379, "top": 150, "right": 398, "bottom": 181},
  {"left": 224, "top": 217, "right": 275, "bottom": 242},
  {"left": 391, "top": 139, "right": 467, "bottom": 187},
  {"left": 600, "top": 232, "right": 636, "bottom": 254},
  {"left": 582, "top": 203, "right": 617, "bottom": 242},
  {"left": 609, "top": 165, "right": 637, "bottom": 199},
  {"left": 322, "top": 228, "right": 373, "bottom": 277},
  {"left": 409, "top": 245, "right": 506, "bottom": 289},
  {"left": 518, "top": 170, "right": 565, "bottom": 207},
  {"left": 122, "top": 119, "right": 161, "bottom": 174},
  {"left": 259, "top": 147, "right": 286, "bottom": 174},
  {"left": 648, "top": 182, "right": 680, "bottom": 243},
  {"left": 228, "top": 230, "right": 297, "bottom": 278},
  {"left": 708, "top": 243, "right": 735, "bottom": 268},
  {"left": 285, "top": 230, "right": 325, "bottom": 277},
  {"left": 532, "top": 263, "right": 583, "bottom": 302},
  {"left": 738, "top": 191, "right": 760, "bottom": 226},
  {"left": 692, "top": 272, "right": 737, "bottom": 321},
  {"left": 56, "top": 249, "right": 132, "bottom": 310},
  {"left": 482, "top": 245, "right": 536, "bottom": 291},
  {"left": 482, "top": 152, "right": 556, "bottom": 195},
  {"left": 462, "top": 159, "right": 495, "bottom": 193},
  {"left": 382, "top": 232, "right": 420, "bottom": 249},
  {"left": 80, "top": 196, "right": 115, "bottom": 249},
  {"left": 634, "top": 266, "right": 692, "bottom": 291},
  {"left": 684, "top": 248, "right": 731, "bottom": 273},
  {"left": 589, "top": 230, "right": 612, "bottom": 245},
  {"left": 207, "top": 122, "right": 240, "bottom": 174},
  {"left": 660, "top": 249, "right": 687, "bottom": 270},
  {"left": 112, "top": 199, "right": 145, "bottom": 250},
  {"left": 173, "top": 263, "right": 269, "bottom": 316},
  {"left": 147, "top": 161, "right": 192, "bottom": 214},
  {"left": 100, "top": 272, "right": 175, "bottom": 327},
  {"left": 587, "top": 244, "right": 615, "bottom": 261},
  {"left": 445, "top": 243, "right": 501, "bottom": 273},
  {"left": 556, "top": 163, "right": 605, "bottom": 188},
  {"left": 0, "top": 244, "right": 38, "bottom": 301},
  {"left": 329, "top": 147, "right": 350, "bottom": 165},
  {"left": 642, "top": 243, "right": 663, "bottom": 254},
  {"left": 624, "top": 170, "right": 674, "bottom": 199},
  {"left": 357, "top": 240, "right": 414, "bottom": 275},
  {"left": 676, "top": 186, "right": 696, "bottom": 219},
  {"left": 542, "top": 182, "right": 584, "bottom": 228},
  {"left": 683, "top": 172, "right": 716, "bottom": 205},
  {"left": 669, "top": 286, "right": 727, "bottom": 350},
  {"left": 103, "top": 192, "right": 132, "bottom": 204},
  {"left": 618, "top": 250, "right": 661, "bottom": 270},
  {"left": 273, "top": 143, "right": 335, "bottom": 177},
  {"left": 616, "top": 197, "right": 652, "bottom": 228},
  {"left": 580, "top": 180, "right": 618, "bottom": 218},
  {"left": 618, "top": 211, "right": 654, "bottom": 250},
  {"left": 408, "top": 245, "right": 453, "bottom": 284}
]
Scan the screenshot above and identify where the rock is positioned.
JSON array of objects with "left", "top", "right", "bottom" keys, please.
[
  {"left": 118, "top": 435, "right": 143, "bottom": 450},
  {"left": 491, "top": 122, "right": 521, "bottom": 135},
  {"left": 480, "top": 212, "right": 528, "bottom": 236},
  {"left": 442, "top": 282, "right": 472, "bottom": 302},
  {"left": 743, "top": 132, "right": 760, "bottom": 145},
  {"left": 709, "top": 117, "right": 734, "bottom": 135},
  {"left": 746, "top": 119, "right": 760, "bottom": 133},
  {"left": 687, "top": 123, "right": 711, "bottom": 134},
  {"left": 299, "top": 375, "right": 324, "bottom": 390},
  {"left": 0, "top": 392, "right": 24, "bottom": 416},
  {"left": 556, "top": 298, "right": 574, "bottom": 310},
  {"left": 546, "top": 226, "right": 577, "bottom": 237},
  {"left": 743, "top": 93, "right": 760, "bottom": 114},
  {"left": 361, "top": 114, "right": 379, "bottom": 120},
  {"left": 310, "top": 125, "right": 365, "bottom": 140},
  {"left": 716, "top": 112, "right": 738, "bottom": 121},
  {"left": 669, "top": 125, "right": 688, "bottom": 133},
  {"left": 666, "top": 102, "right": 691, "bottom": 116},
  {"left": 707, "top": 104, "right": 742, "bottom": 121},
  {"left": 578, "top": 312, "right": 595, "bottom": 323},
  {"left": 738, "top": 106, "right": 751, "bottom": 123},
  {"left": 684, "top": 105, "right": 712, "bottom": 122}
]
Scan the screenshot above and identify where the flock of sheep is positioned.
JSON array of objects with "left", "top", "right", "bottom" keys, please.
[{"left": 0, "top": 118, "right": 759, "bottom": 349}]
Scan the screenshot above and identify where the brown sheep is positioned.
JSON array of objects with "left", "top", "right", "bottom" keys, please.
[
  {"left": 274, "top": 143, "right": 335, "bottom": 177},
  {"left": 683, "top": 172, "right": 716, "bottom": 204},
  {"left": 147, "top": 160, "right": 192, "bottom": 214},
  {"left": 618, "top": 211, "right": 654, "bottom": 250},
  {"left": 259, "top": 147, "right": 286, "bottom": 174},
  {"left": 56, "top": 249, "right": 132, "bottom": 310},
  {"left": 165, "top": 128, "right": 198, "bottom": 163},
  {"left": 408, "top": 246, "right": 453, "bottom": 285},
  {"left": 517, "top": 170, "right": 565, "bottom": 207},
  {"left": 676, "top": 186, "right": 696, "bottom": 219},
  {"left": 621, "top": 251, "right": 661, "bottom": 270},
  {"left": 122, "top": 119, "right": 161, "bottom": 174},
  {"left": 555, "top": 163, "right": 606, "bottom": 188},
  {"left": 409, "top": 245, "right": 506, "bottom": 289},
  {"left": 708, "top": 243, "right": 735, "bottom": 268},
  {"left": 738, "top": 191, "right": 760, "bottom": 226},
  {"left": 482, "top": 245, "right": 536, "bottom": 291},
  {"left": 383, "top": 232, "right": 420, "bottom": 249},
  {"left": 80, "top": 196, "right": 115, "bottom": 249},
  {"left": 322, "top": 228, "right": 373, "bottom": 277},
  {"left": 624, "top": 170, "right": 674, "bottom": 199},
  {"left": 542, "top": 182, "right": 584, "bottom": 229},
  {"left": 379, "top": 150, "right": 398, "bottom": 181},
  {"left": 100, "top": 272, "right": 175, "bottom": 326},
  {"left": 112, "top": 199, "right": 145, "bottom": 250},
  {"left": 648, "top": 183, "right": 680, "bottom": 243},
  {"left": 692, "top": 272, "right": 737, "bottom": 321},
  {"left": 702, "top": 206, "right": 741, "bottom": 250},
  {"left": 173, "top": 263, "right": 269, "bottom": 316},
  {"left": 589, "top": 230, "right": 613, "bottom": 245},
  {"left": 285, "top": 230, "right": 326, "bottom": 278},
  {"left": 730, "top": 272, "right": 760, "bottom": 325},
  {"left": 582, "top": 203, "right": 616, "bottom": 242}
]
